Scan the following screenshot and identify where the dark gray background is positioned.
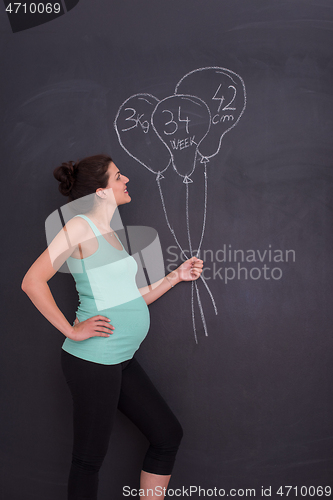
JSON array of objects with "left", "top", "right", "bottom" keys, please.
[{"left": 1, "top": 1, "right": 333, "bottom": 499}]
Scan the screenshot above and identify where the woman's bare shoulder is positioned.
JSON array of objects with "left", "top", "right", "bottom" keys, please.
[
  {"left": 63, "top": 215, "right": 92, "bottom": 238},
  {"left": 44, "top": 215, "right": 93, "bottom": 258}
]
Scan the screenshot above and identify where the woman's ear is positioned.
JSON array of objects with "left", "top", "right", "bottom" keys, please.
[{"left": 95, "top": 188, "right": 107, "bottom": 199}]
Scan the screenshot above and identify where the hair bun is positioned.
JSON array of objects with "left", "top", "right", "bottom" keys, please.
[{"left": 53, "top": 160, "right": 78, "bottom": 196}]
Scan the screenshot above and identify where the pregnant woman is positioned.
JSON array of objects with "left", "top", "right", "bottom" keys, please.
[{"left": 21, "top": 154, "right": 203, "bottom": 500}]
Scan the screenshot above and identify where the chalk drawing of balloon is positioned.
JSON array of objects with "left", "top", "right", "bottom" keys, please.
[
  {"left": 151, "top": 95, "right": 211, "bottom": 179},
  {"left": 175, "top": 67, "right": 246, "bottom": 159},
  {"left": 114, "top": 89, "right": 220, "bottom": 343},
  {"left": 114, "top": 93, "right": 171, "bottom": 174}
]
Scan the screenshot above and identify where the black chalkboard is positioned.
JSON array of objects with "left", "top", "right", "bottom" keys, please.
[{"left": 1, "top": 1, "right": 333, "bottom": 499}]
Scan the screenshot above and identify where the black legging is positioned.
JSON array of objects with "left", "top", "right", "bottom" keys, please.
[{"left": 61, "top": 349, "right": 183, "bottom": 500}]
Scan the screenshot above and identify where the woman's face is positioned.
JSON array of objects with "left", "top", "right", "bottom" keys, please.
[{"left": 103, "top": 161, "right": 131, "bottom": 206}]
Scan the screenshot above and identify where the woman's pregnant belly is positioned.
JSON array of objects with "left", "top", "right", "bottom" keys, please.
[{"left": 62, "top": 295, "right": 150, "bottom": 365}]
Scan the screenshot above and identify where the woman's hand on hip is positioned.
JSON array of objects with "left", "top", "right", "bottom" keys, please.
[
  {"left": 67, "top": 315, "right": 115, "bottom": 341},
  {"left": 176, "top": 256, "right": 204, "bottom": 282}
]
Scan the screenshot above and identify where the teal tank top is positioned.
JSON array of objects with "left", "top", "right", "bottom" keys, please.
[{"left": 62, "top": 214, "right": 150, "bottom": 364}]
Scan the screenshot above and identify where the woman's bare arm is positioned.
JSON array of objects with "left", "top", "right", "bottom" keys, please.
[
  {"left": 139, "top": 257, "right": 203, "bottom": 306},
  {"left": 22, "top": 218, "right": 113, "bottom": 340}
]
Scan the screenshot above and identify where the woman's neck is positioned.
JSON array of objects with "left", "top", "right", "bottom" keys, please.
[{"left": 86, "top": 206, "right": 116, "bottom": 232}]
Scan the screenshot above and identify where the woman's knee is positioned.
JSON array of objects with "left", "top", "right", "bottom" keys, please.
[
  {"left": 143, "top": 420, "right": 183, "bottom": 475},
  {"left": 153, "top": 416, "right": 184, "bottom": 451},
  {"left": 71, "top": 452, "right": 106, "bottom": 474},
  {"left": 169, "top": 418, "right": 184, "bottom": 448}
]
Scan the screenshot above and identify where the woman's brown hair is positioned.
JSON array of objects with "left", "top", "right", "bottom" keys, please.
[{"left": 53, "top": 154, "right": 112, "bottom": 202}]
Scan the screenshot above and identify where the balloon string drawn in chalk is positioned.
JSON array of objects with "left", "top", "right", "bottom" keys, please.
[
  {"left": 155, "top": 173, "right": 189, "bottom": 262},
  {"left": 156, "top": 170, "right": 216, "bottom": 341},
  {"left": 186, "top": 181, "right": 193, "bottom": 256},
  {"left": 196, "top": 162, "right": 208, "bottom": 259},
  {"left": 156, "top": 168, "right": 216, "bottom": 337}
]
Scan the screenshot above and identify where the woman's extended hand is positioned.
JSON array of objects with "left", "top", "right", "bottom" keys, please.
[
  {"left": 67, "top": 315, "right": 115, "bottom": 341},
  {"left": 175, "top": 256, "right": 204, "bottom": 282}
]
